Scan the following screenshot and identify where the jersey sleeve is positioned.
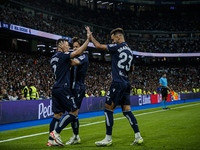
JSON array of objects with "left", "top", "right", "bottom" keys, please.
[
  {"left": 159, "top": 78, "right": 162, "bottom": 84},
  {"left": 77, "top": 54, "right": 88, "bottom": 65},
  {"left": 106, "top": 44, "right": 118, "bottom": 52}
]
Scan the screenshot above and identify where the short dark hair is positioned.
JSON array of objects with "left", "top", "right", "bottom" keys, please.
[
  {"left": 71, "top": 37, "right": 84, "bottom": 46},
  {"left": 56, "top": 38, "right": 68, "bottom": 47},
  {"left": 110, "top": 28, "right": 124, "bottom": 36}
]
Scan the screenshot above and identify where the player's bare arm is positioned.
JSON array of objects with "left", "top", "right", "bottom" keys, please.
[
  {"left": 160, "top": 83, "right": 166, "bottom": 88},
  {"left": 85, "top": 27, "right": 108, "bottom": 51},
  {"left": 58, "top": 27, "right": 91, "bottom": 59},
  {"left": 160, "top": 83, "right": 171, "bottom": 90},
  {"left": 70, "top": 27, "right": 91, "bottom": 58},
  {"left": 70, "top": 59, "right": 81, "bottom": 66}
]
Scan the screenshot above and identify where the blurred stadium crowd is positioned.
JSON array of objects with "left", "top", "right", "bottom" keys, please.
[
  {"left": 1, "top": 50, "right": 199, "bottom": 101},
  {"left": 4, "top": 0, "right": 200, "bottom": 31},
  {"left": 0, "top": 2, "right": 200, "bottom": 53}
]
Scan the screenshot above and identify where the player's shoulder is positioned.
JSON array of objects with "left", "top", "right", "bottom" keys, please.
[
  {"left": 52, "top": 51, "right": 63, "bottom": 58},
  {"left": 60, "top": 51, "right": 71, "bottom": 59},
  {"left": 119, "top": 42, "right": 132, "bottom": 53},
  {"left": 78, "top": 53, "right": 88, "bottom": 60},
  {"left": 82, "top": 53, "right": 88, "bottom": 57},
  {"left": 161, "top": 77, "right": 166, "bottom": 81},
  {"left": 108, "top": 42, "right": 127, "bottom": 47},
  {"left": 107, "top": 42, "right": 130, "bottom": 51},
  {"left": 118, "top": 42, "right": 131, "bottom": 50},
  {"left": 64, "top": 52, "right": 70, "bottom": 55},
  {"left": 108, "top": 43, "right": 118, "bottom": 47}
]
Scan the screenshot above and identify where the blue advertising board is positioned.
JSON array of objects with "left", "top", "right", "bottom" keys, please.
[{"left": 0, "top": 93, "right": 199, "bottom": 125}]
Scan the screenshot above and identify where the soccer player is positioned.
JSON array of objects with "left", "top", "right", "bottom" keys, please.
[
  {"left": 159, "top": 73, "right": 171, "bottom": 110},
  {"left": 47, "top": 28, "right": 90, "bottom": 146},
  {"left": 65, "top": 37, "right": 89, "bottom": 145},
  {"left": 86, "top": 27, "right": 143, "bottom": 146}
]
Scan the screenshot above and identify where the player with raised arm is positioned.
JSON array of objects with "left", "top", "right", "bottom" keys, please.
[
  {"left": 65, "top": 37, "right": 89, "bottom": 145},
  {"left": 86, "top": 27, "right": 143, "bottom": 146},
  {"left": 47, "top": 27, "right": 90, "bottom": 147}
]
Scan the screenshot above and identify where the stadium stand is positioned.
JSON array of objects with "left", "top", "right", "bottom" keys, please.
[
  {"left": 7, "top": 0, "right": 199, "bottom": 31},
  {"left": 0, "top": 50, "right": 199, "bottom": 100},
  {"left": 1, "top": 1, "right": 200, "bottom": 52},
  {"left": 132, "top": 38, "right": 200, "bottom": 53}
]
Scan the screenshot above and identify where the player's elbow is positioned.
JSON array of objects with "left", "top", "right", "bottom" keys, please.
[
  {"left": 76, "top": 50, "right": 82, "bottom": 56},
  {"left": 95, "top": 44, "right": 102, "bottom": 49},
  {"left": 72, "top": 51, "right": 81, "bottom": 58}
]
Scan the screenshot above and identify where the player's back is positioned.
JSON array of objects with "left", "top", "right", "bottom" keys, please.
[
  {"left": 107, "top": 42, "right": 133, "bottom": 84},
  {"left": 50, "top": 51, "right": 71, "bottom": 88},
  {"left": 71, "top": 54, "right": 89, "bottom": 89}
]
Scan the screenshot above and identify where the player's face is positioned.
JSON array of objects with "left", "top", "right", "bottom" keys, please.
[
  {"left": 163, "top": 74, "right": 166, "bottom": 78},
  {"left": 111, "top": 34, "right": 119, "bottom": 44},
  {"left": 73, "top": 42, "right": 80, "bottom": 51},
  {"left": 63, "top": 41, "right": 70, "bottom": 52}
]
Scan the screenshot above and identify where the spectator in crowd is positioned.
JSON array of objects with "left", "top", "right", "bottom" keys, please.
[
  {"left": 0, "top": 50, "right": 199, "bottom": 99},
  {"left": 18, "top": 93, "right": 26, "bottom": 100},
  {"left": 2, "top": 89, "right": 9, "bottom": 101},
  {"left": 3, "top": 0, "right": 198, "bottom": 32},
  {"left": 10, "top": 91, "right": 18, "bottom": 101},
  {"left": 0, "top": 3, "right": 200, "bottom": 53}
]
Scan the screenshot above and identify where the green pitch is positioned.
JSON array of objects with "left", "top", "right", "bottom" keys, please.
[{"left": 0, "top": 102, "right": 200, "bottom": 150}]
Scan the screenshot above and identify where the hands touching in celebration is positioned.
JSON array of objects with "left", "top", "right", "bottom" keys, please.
[{"left": 85, "top": 26, "right": 92, "bottom": 40}]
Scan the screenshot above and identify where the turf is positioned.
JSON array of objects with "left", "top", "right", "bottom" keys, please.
[{"left": 0, "top": 101, "right": 200, "bottom": 150}]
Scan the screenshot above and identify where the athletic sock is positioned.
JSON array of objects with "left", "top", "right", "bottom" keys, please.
[
  {"left": 104, "top": 108, "right": 114, "bottom": 136},
  {"left": 55, "top": 113, "right": 76, "bottom": 134},
  {"left": 161, "top": 100, "right": 164, "bottom": 109},
  {"left": 71, "top": 116, "right": 79, "bottom": 136},
  {"left": 164, "top": 100, "right": 167, "bottom": 108},
  {"left": 123, "top": 111, "right": 139, "bottom": 133},
  {"left": 105, "top": 134, "right": 112, "bottom": 141},
  {"left": 49, "top": 117, "right": 60, "bottom": 140},
  {"left": 73, "top": 133, "right": 79, "bottom": 138},
  {"left": 135, "top": 132, "right": 141, "bottom": 139}
]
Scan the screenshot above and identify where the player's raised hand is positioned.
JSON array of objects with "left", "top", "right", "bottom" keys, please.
[
  {"left": 85, "top": 26, "right": 92, "bottom": 39},
  {"left": 58, "top": 41, "right": 69, "bottom": 52},
  {"left": 58, "top": 41, "right": 64, "bottom": 49},
  {"left": 85, "top": 26, "right": 91, "bottom": 33}
]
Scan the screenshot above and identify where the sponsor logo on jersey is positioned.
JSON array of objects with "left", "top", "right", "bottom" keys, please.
[
  {"left": 109, "top": 44, "right": 117, "bottom": 47},
  {"left": 78, "top": 55, "right": 85, "bottom": 60}
]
